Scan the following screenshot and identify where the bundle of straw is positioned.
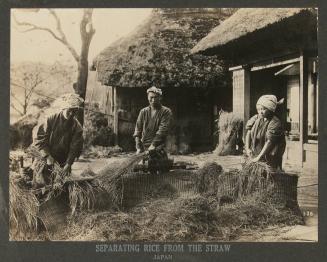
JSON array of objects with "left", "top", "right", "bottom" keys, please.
[
  {"left": 28, "top": 151, "right": 66, "bottom": 203},
  {"left": 28, "top": 146, "right": 100, "bottom": 214},
  {"left": 238, "top": 161, "right": 274, "bottom": 198},
  {"left": 215, "top": 161, "right": 274, "bottom": 204},
  {"left": 195, "top": 162, "right": 223, "bottom": 195},
  {"left": 242, "top": 160, "right": 273, "bottom": 176},
  {"left": 28, "top": 147, "right": 147, "bottom": 212},
  {"left": 215, "top": 111, "right": 242, "bottom": 156},
  {"left": 9, "top": 173, "right": 40, "bottom": 233},
  {"left": 68, "top": 180, "right": 99, "bottom": 215},
  {"left": 96, "top": 152, "right": 147, "bottom": 206}
]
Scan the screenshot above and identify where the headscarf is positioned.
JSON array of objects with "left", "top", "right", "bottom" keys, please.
[
  {"left": 256, "top": 95, "right": 284, "bottom": 112},
  {"left": 32, "top": 93, "right": 84, "bottom": 144},
  {"left": 147, "top": 86, "right": 162, "bottom": 96},
  {"left": 52, "top": 93, "right": 84, "bottom": 111}
]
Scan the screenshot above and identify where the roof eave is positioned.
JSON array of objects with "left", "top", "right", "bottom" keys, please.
[{"left": 192, "top": 8, "right": 317, "bottom": 57}]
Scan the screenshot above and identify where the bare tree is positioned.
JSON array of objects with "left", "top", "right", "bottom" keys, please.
[
  {"left": 10, "top": 63, "right": 47, "bottom": 116},
  {"left": 13, "top": 9, "right": 96, "bottom": 124},
  {"left": 10, "top": 61, "right": 77, "bottom": 119}
]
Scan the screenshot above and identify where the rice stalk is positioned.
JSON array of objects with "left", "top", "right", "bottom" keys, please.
[
  {"left": 9, "top": 173, "right": 40, "bottom": 233},
  {"left": 215, "top": 161, "right": 275, "bottom": 205},
  {"left": 67, "top": 180, "right": 99, "bottom": 215},
  {"left": 28, "top": 146, "right": 73, "bottom": 202},
  {"left": 239, "top": 161, "right": 274, "bottom": 199},
  {"left": 195, "top": 162, "right": 223, "bottom": 195}
]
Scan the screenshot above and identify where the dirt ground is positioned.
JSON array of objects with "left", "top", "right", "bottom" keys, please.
[{"left": 72, "top": 152, "right": 244, "bottom": 176}]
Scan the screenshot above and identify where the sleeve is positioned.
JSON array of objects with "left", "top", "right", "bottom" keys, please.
[
  {"left": 66, "top": 119, "right": 84, "bottom": 166},
  {"left": 266, "top": 117, "right": 284, "bottom": 143},
  {"left": 245, "top": 114, "right": 258, "bottom": 130},
  {"left": 152, "top": 108, "right": 172, "bottom": 147},
  {"left": 133, "top": 109, "right": 144, "bottom": 138},
  {"left": 33, "top": 115, "right": 54, "bottom": 157}
]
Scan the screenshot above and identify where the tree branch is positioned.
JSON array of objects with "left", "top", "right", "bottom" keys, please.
[
  {"left": 10, "top": 92, "right": 25, "bottom": 108},
  {"left": 13, "top": 13, "right": 63, "bottom": 41},
  {"left": 26, "top": 73, "right": 44, "bottom": 100},
  {"left": 10, "top": 81, "right": 25, "bottom": 89},
  {"left": 48, "top": 9, "right": 80, "bottom": 62},
  {"left": 10, "top": 102, "right": 24, "bottom": 116},
  {"left": 13, "top": 11, "right": 80, "bottom": 62}
]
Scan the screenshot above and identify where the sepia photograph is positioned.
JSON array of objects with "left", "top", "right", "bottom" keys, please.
[{"left": 8, "top": 6, "right": 318, "bottom": 246}]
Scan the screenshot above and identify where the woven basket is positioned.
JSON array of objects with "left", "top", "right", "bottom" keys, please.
[
  {"left": 118, "top": 170, "right": 196, "bottom": 208},
  {"left": 38, "top": 193, "right": 70, "bottom": 235},
  {"left": 215, "top": 171, "right": 299, "bottom": 206}
]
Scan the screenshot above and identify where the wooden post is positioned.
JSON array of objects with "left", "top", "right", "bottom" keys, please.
[
  {"left": 113, "top": 86, "right": 119, "bottom": 146},
  {"left": 231, "top": 67, "right": 251, "bottom": 139},
  {"left": 308, "top": 74, "right": 314, "bottom": 134},
  {"left": 312, "top": 72, "right": 317, "bottom": 133},
  {"left": 300, "top": 52, "right": 309, "bottom": 165},
  {"left": 308, "top": 72, "right": 318, "bottom": 134}
]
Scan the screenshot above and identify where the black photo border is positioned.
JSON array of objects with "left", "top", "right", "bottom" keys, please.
[{"left": 0, "top": 0, "right": 326, "bottom": 261}]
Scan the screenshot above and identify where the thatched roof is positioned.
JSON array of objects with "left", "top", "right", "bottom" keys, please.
[
  {"left": 192, "top": 8, "right": 317, "bottom": 56},
  {"left": 94, "top": 9, "right": 235, "bottom": 89}
]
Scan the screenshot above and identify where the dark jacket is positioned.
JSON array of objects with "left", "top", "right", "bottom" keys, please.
[
  {"left": 33, "top": 111, "right": 83, "bottom": 166},
  {"left": 133, "top": 105, "right": 172, "bottom": 149}
]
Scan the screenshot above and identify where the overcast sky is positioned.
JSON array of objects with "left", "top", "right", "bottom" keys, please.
[{"left": 11, "top": 8, "right": 153, "bottom": 64}]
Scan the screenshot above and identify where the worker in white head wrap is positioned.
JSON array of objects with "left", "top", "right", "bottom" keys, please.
[
  {"left": 50, "top": 93, "right": 84, "bottom": 118},
  {"left": 256, "top": 95, "right": 284, "bottom": 113},
  {"left": 31, "top": 93, "right": 84, "bottom": 188},
  {"left": 245, "top": 94, "right": 286, "bottom": 170},
  {"left": 146, "top": 86, "right": 163, "bottom": 96},
  {"left": 134, "top": 86, "right": 171, "bottom": 152},
  {"left": 133, "top": 86, "right": 173, "bottom": 174}
]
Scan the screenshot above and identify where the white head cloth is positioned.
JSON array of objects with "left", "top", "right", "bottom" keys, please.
[
  {"left": 52, "top": 93, "right": 84, "bottom": 111},
  {"left": 256, "top": 95, "right": 284, "bottom": 112},
  {"left": 147, "top": 86, "right": 162, "bottom": 96}
]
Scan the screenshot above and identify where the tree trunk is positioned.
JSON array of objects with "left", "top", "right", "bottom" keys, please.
[
  {"left": 75, "top": 58, "right": 89, "bottom": 125},
  {"left": 74, "top": 9, "right": 95, "bottom": 125}
]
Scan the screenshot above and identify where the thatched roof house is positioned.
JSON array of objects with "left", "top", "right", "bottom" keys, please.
[
  {"left": 93, "top": 8, "right": 233, "bottom": 89},
  {"left": 91, "top": 8, "right": 237, "bottom": 152},
  {"left": 192, "top": 8, "right": 317, "bottom": 62},
  {"left": 192, "top": 8, "right": 318, "bottom": 170}
]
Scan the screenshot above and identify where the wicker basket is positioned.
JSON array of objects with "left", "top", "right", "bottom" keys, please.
[{"left": 38, "top": 193, "right": 70, "bottom": 234}]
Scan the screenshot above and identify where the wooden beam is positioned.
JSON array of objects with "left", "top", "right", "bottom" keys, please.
[
  {"left": 251, "top": 57, "right": 300, "bottom": 71},
  {"left": 229, "top": 65, "right": 243, "bottom": 72},
  {"left": 229, "top": 55, "right": 301, "bottom": 73},
  {"left": 274, "top": 64, "right": 295, "bottom": 76},
  {"left": 299, "top": 52, "right": 309, "bottom": 165}
]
